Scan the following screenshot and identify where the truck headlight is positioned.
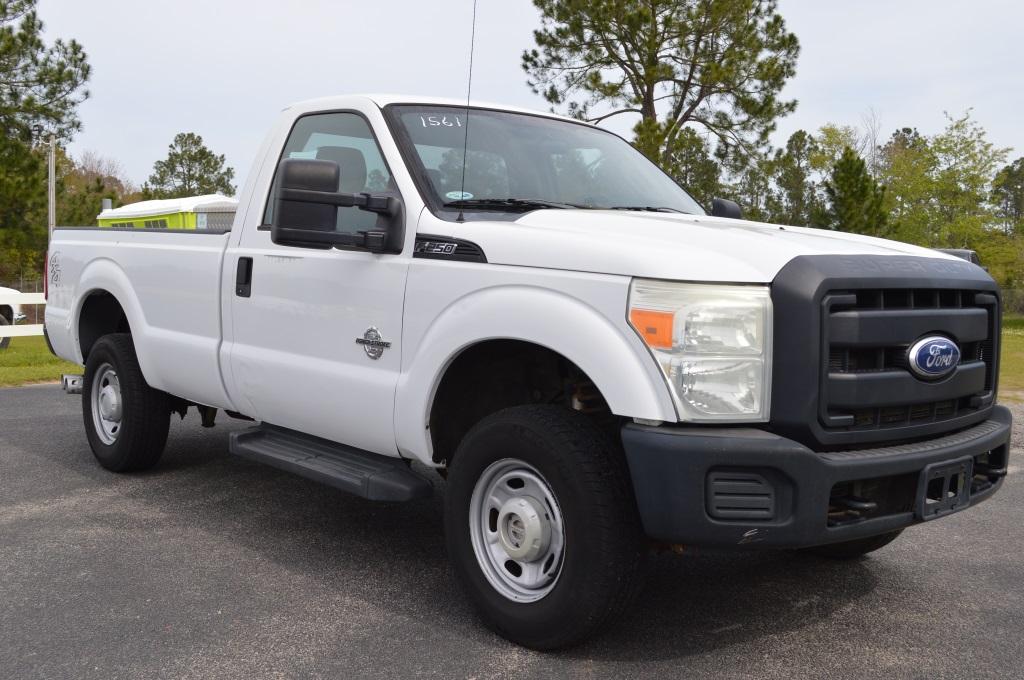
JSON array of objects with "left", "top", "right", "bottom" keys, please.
[{"left": 628, "top": 280, "right": 772, "bottom": 422}]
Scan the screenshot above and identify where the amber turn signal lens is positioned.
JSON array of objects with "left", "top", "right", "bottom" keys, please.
[{"left": 629, "top": 309, "right": 674, "bottom": 349}]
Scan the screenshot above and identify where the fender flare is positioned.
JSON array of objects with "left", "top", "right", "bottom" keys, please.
[
  {"left": 394, "top": 285, "right": 677, "bottom": 464},
  {"left": 72, "top": 258, "right": 161, "bottom": 387}
]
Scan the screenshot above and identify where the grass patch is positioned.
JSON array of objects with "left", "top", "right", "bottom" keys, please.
[
  {"left": 1001, "top": 316, "right": 1024, "bottom": 401},
  {"left": 1004, "top": 315, "right": 1024, "bottom": 332},
  {"left": 0, "top": 335, "right": 80, "bottom": 387}
]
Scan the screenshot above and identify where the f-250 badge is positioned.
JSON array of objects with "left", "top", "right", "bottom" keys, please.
[{"left": 356, "top": 327, "right": 391, "bottom": 360}]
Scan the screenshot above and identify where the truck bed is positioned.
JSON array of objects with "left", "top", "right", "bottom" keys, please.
[{"left": 46, "top": 227, "right": 235, "bottom": 411}]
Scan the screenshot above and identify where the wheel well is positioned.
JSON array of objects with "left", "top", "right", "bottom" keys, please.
[
  {"left": 428, "top": 340, "right": 613, "bottom": 465},
  {"left": 79, "top": 291, "right": 130, "bottom": 360},
  {"left": 0, "top": 305, "right": 11, "bottom": 323}
]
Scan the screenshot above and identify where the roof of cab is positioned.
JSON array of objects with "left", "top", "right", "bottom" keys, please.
[{"left": 283, "top": 94, "right": 585, "bottom": 126}]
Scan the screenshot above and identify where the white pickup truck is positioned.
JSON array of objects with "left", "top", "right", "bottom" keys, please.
[
  {"left": 0, "top": 286, "right": 28, "bottom": 350},
  {"left": 46, "top": 94, "right": 1011, "bottom": 649}
]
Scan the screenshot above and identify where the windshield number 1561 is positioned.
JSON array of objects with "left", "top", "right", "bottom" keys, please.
[{"left": 419, "top": 115, "right": 463, "bottom": 128}]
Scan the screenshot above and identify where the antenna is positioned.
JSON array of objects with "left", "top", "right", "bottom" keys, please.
[{"left": 456, "top": 0, "right": 479, "bottom": 223}]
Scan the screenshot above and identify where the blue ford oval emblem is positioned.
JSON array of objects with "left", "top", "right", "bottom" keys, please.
[{"left": 907, "top": 336, "right": 960, "bottom": 379}]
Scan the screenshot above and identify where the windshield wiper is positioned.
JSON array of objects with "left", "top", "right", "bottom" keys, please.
[
  {"left": 442, "top": 198, "right": 685, "bottom": 214},
  {"left": 442, "top": 198, "right": 582, "bottom": 212},
  {"left": 606, "top": 206, "right": 688, "bottom": 214}
]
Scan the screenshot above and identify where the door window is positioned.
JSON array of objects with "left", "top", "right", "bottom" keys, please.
[{"left": 263, "top": 112, "right": 394, "bottom": 234}]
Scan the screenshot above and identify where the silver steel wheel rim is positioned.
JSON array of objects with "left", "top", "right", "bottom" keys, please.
[
  {"left": 469, "top": 458, "right": 565, "bottom": 602},
  {"left": 91, "top": 363, "right": 123, "bottom": 445}
]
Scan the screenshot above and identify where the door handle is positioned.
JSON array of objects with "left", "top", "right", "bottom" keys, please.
[{"left": 236, "top": 257, "right": 253, "bottom": 297}]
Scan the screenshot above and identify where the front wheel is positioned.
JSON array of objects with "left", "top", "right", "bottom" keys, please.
[
  {"left": 444, "top": 405, "right": 646, "bottom": 650},
  {"left": 82, "top": 333, "right": 170, "bottom": 472}
]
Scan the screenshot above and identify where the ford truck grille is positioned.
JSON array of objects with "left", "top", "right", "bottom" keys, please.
[
  {"left": 821, "top": 288, "right": 998, "bottom": 433},
  {"left": 769, "top": 255, "right": 1001, "bottom": 450}
]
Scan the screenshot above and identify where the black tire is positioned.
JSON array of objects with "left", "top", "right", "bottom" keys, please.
[
  {"left": 0, "top": 314, "right": 10, "bottom": 350},
  {"left": 801, "top": 529, "right": 903, "bottom": 559},
  {"left": 82, "top": 333, "right": 170, "bottom": 472},
  {"left": 444, "top": 405, "right": 646, "bottom": 650}
]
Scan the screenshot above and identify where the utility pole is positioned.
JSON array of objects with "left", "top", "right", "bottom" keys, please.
[{"left": 48, "top": 134, "right": 56, "bottom": 238}]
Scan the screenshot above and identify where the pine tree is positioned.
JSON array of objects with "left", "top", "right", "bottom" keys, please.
[
  {"left": 523, "top": 0, "right": 799, "bottom": 168},
  {"left": 0, "top": 0, "right": 90, "bottom": 277},
  {"left": 767, "top": 130, "right": 826, "bottom": 226},
  {"left": 662, "top": 128, "right": 721, "bottom": 208},
  {"left": 142, "top": 132, "right": 235, "bottom": 199},
  {"left": 0, "top": 0, "right": 91, "bottom": 140},
  {"left": 824, "top": 147, "right": 887, "bottom": 236}
]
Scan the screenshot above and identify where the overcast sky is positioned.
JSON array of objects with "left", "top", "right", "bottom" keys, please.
[{"left": 40, "top": 0, "right": 1023, "bottom": 189}]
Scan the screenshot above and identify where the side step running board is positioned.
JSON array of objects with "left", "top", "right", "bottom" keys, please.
[{"left": 229, "top": 425, "right": 433, "bottom": 502}]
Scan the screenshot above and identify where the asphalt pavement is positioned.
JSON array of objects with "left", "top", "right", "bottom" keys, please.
[{"left": 1, "top": 385, "right": 1022, "bottom": 679}]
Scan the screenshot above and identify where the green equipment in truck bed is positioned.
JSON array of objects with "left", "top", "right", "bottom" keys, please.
[{"left": 97, "top": 194, "right": 238, "bottom": 230}]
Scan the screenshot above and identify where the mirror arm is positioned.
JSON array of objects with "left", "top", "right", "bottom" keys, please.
[
  {"left": 272, "top": 226, "right": 389, "bottom": 251},
  {"left": 278, "top": 187, "right": 399, "bottom": 217}
]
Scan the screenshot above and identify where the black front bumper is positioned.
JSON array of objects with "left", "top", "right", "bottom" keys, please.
[{"left": 622, "top": 405, "right": 1012, "bottom": 548}]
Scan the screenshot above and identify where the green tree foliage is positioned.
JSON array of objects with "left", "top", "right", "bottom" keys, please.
[
  {"left": 872, "top": 114, "right": 1019, "bottom": 286},
  {"left": 723, "top": 129, "right": 826, "bottom": 226},
  {"left": 0, "top": 0, "right": 91, "bottom": 140},
  {"left": 142, "top": 132, "right": 235, "bottom": 199},
  {"left": 766, "top": 130, "right": 825, "bottom": 226},
  {"left": 0, "top": 135, "right": 47, "bottom": 279},
  {"left": 57, "top": 150, "right": 137, "bottom": 226},
  {"left": 874, "top": 127, "right": 932, "bottom": 244},
  {"left": 662, "top": 128, "right": 720, "bottom": 208},
  {"left": 522, "top": 0, "right": 799, "bottom": 175},
  {"left": 929, "top": 113, "right": 1008, "bottom": 248},
  {"left": 879, "top": 114, "right": 1009, "bottom": 246},
  {"left": 809, "top": 123, "right": 862, "bottom": 174},
  {"left": 0, "top": 144, "right": 137, "bottom": 279},
  {"left": 824, "top": 147, "right": 887, "bottom": 237},
  {"left": 992, "top": 158, "right": 1024, "bottom": 236},
  {"left": 0, "top": 0, "right": 90, "bottom": 279},
  {"left": 725, "top": 150, "right": 773, "bottom": 222}
]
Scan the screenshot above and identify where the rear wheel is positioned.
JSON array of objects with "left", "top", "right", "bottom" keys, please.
[
  {"left": 82, "top": 333, "right": 170, "bottom": 472},
  {"left": 801, "top": 529, "right": 903, "bottom": 559},
  {"left": 444, "top": 405, "right": 646, "bottom": 650}
]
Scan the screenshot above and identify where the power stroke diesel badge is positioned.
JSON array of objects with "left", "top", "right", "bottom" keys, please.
[{"left": 356, "top": 327, "right": 392, "bottom": 360}]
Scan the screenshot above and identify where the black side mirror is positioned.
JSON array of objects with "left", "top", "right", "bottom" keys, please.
[
  {"left": 935, "top": 248, "right": 982, "bottom": 266},
  {"left": 710, "top": 197, "right": 743, "bottom": 220},
  {"left": 271, "top": 158, "right": 403, "bottom": 253}
]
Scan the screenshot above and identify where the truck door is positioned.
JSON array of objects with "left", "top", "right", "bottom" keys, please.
[{"left": 226, "top": 111, "right": 409, "bottom": 456}]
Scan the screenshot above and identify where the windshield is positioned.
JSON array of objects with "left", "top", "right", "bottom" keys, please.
[{"left": 387, "top": 105, "right": 706, "bottom": 218}]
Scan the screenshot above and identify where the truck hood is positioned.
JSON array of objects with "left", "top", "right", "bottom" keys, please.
[{"left": 444, "top": 210, "right": 953, "bottom": 283}]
